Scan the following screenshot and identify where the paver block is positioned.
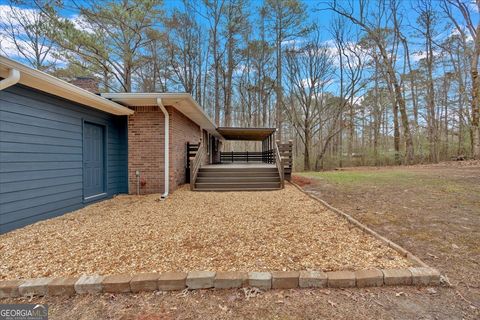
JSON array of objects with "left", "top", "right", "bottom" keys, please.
[
  {"left": 102, "top": 274, "right": 133, "bottom": 293},
  {"left": 75, "top": 275, "right": 104, "bottom": 294},
  {"left": 0, "top": 280, "right": 24, "bottom": 298},
  {"left": 18, "top": 278, "right": 52, "bottom": 297},
  {"left": 327, "top": 271, "right": 356, "bottom": 288},
  {"left": 248, "top": 272, "right": 271, "bottom": 290},
  {"left": 299, "top": 271, "right": 327, "bottom": 288},
  {"left": 159, "top": 272, "right": 187, "bottom": 291},
  {"left": 271, "top": 271, "right": 299, "bottom": 289},
  {"left": 47, "top": 277, "right": 79, "bottom": 296},
  {"left": 130, "top": 273, "right": 159, "bottom": 292},
  {"left": 214, "top": 272, "right": 247, "bottom": 289},
  {"left": 382, "top": 269, "right": 412, "bottom": 286},
  {"left": 355, "top": 269, "right": 383, "bottom": 288},
  {"left": 409, "top": 267, "right": 441, "bottom": 286},
  {"left": 186, "top": 271, "right": 215, "bottom": 289}
]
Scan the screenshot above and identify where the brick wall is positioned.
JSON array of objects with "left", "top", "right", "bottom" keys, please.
[
  {"left": 69, "top": 77, "right": 99, "bottom": 93},
  {"left": 169, "top": 108, "right": 202, "bottom": 188},
  {"left": 127, "top": 105, "right": 202, "bottom": 195}
]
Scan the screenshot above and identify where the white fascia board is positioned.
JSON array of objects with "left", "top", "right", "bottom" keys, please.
[{"left": 0, "top": 56, "right": 133, "bottom": 116}]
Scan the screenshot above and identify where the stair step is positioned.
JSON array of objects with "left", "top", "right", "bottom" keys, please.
[
  {"left": 195, "top": 182, "right": 281, "bottom": 189},
  {"left": 194, "top": 187, "right": 281, "bottom": 192},
  {"left": 196, "top": 176, "right": 281, "bottom": 183},
  {"left": 199, "top": 167, "right": 277, "bottom": 173},
  {"left": 197, "top": 171, "right": 279, "bottom": 177}
]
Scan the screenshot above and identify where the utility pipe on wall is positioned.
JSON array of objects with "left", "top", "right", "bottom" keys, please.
[
  {"left": 0, "top": 68, "right": 20, "bottom": 90},
  {"left": 156, "top": 98, "right": 169, "bottom": 199}
]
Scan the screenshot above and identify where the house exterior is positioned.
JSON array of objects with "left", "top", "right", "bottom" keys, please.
[
  {"left": 101, "top": 93, "right": 221, "bottom": 195},
  {"left": 0, "top": 56, "right": 291, "bottom": 234}
]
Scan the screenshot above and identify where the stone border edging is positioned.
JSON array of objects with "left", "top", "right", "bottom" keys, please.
[
  {"left": 289, "top": 181, "right": 430, "bottom": 268},
  {"left": 0, "top": 267, "right": 441, "bottom": 298},
  {"left": 0, "top": 181, "right": 442, "bottom": 299}
]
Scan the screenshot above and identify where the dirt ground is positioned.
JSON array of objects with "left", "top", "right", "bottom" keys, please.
[
  {"left": 3, "top": 161, "right": 479, "bottom": 319},
  {"left": 0, "top": 185, "right": 408, "bottom": 280}
]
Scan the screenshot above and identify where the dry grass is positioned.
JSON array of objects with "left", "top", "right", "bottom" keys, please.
[{"left": 0, "top": 184, "right": 410, "bottom": 280}]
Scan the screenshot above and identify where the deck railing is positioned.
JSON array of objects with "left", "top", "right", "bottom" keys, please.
[
  {"left": 220, "top": 151, "right": 265, "bottom": 163},
  {"left": 277, "top": 141, "right": 293, "bottom": 181},
  {"left": 274, "top": 142, "right": 285, "bottom": 188},
  {"left": 219, "top": 150, "right": 276, "bottom": 163},
  {"left": 186, "top": 142, "right": 199, "bottom": 183},
  {"left": 189, "top": 142, "right": 207, "bottom": 190}
]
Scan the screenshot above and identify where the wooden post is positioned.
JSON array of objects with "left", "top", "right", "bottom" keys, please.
[
  {"left": 261, "top": 140, "right": 263, "bottom": 163},
  {"left": 267, "top": 136, "right": 270, "bottom": 163},
  {"left": 269, "top": 135, "right": 272, "bottom": 163}
]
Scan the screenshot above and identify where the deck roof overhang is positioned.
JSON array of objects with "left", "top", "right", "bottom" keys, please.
[{"left": 217, "top": 127, "right": 276, "bottom": 141}]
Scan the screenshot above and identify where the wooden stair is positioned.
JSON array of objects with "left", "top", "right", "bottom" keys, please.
[{"left": 194, "top": 166, "right": 282, "bottom": 191}]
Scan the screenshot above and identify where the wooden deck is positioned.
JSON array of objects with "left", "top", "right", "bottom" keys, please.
[{"left": 188, "top": 138, "right": 292, "bottom": 192}]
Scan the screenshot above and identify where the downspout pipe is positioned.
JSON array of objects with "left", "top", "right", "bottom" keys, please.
[
  {"left": 156, "top": 98, "right": 169, "bottom": 199},
  {"left": 0, "top": 68, "right": 20, "bottom": 90}
]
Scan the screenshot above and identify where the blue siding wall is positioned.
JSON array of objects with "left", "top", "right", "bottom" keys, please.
[{"left": 0, "top": 84, "right": 128, "bottom": 233}]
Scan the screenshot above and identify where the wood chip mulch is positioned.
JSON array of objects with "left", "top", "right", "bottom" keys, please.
[{"left": 0, "top": 185, "right": 411, "bottom": 280}]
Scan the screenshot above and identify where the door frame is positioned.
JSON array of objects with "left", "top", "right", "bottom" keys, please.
[{"left": 82, "top": 119, "right": 108, "bottom": 203}]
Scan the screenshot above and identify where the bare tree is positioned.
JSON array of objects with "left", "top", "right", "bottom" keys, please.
[
  {"left": 284, "top": 28, "right": 334, "bottom": 170},
  {"left": 222, "top": 0, "right": 249, "bottom": 126},
  {"left": 163, "top": 8, "right": 203, "bottom": 94},
  {"left": 263, "top": 0, "right": 307, "bottom": 141},
  {"left": 328, "top": 0, "right": 415, "bottom": 164},
  {"left": 202, "top": 0, "right": 226, "bottom": 126},
  {"left": 442, "top": 0, "right": 480, "bottom": 159},
  {"left": 0, "top": 4, "right": 56, "bottom": 70},
  {"left": 330, "top": 17, "right": 366, "bottom": 167},
  {"left": 416, "top": 0, "right": 439, "bottom": 162}
]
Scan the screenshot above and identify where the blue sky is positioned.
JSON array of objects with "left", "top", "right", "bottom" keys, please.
[
  {"left": 1, "top": 0, "right": 476, "bottom": 93},
  {"left": 1, "top": 0, "right": 474, "bottom": 49}
]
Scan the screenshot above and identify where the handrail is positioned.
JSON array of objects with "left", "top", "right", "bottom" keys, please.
[
  {"left": 274, "top": 142, "right": 285, "bottom": 188},
  {"left": 190, "top": 141, "right": 207, "bottom": 190}
]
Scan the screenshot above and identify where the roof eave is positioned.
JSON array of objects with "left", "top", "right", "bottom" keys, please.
[
  {"left": 101, "top": 92, "right": 221, "bottom": 138},
  {"left": 0, "top": 56, "right": 133, "bottom": 116}
]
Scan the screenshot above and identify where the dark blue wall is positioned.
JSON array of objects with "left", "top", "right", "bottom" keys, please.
[{"left": 0, "top": 84, "right": 128, "bottom": 233}]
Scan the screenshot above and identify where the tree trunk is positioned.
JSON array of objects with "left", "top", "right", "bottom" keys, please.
[
  {"left": 471, "top": 22, "right": 480, "bottom": 159},
  {"left": 424, "top": 14, "right": 438, "bottom": 163},
  {"left": 213, "top": 29, "right": 220, "bottom": 126},
  {"left": 276, "top": 34, "right": 283, "bottom": 140},
  {"left": 347, "top": 103, "right": 354, "bottom": 163},
  {"left": 224, "top": 33, "right": 234, "bottom": 127},
  {"left": 304, "top": 124, "right": 311, "bottom": 171},
  {"left": 379, "top": 46, "right": 414, "bottom": 164}
]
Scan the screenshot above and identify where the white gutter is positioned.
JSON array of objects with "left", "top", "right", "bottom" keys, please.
[
  {"left": 157, "top": 98, "right": 169, "bottom": 199},
  {"left": 0, "top": 68, "right": 20, "bottom": 90}
]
